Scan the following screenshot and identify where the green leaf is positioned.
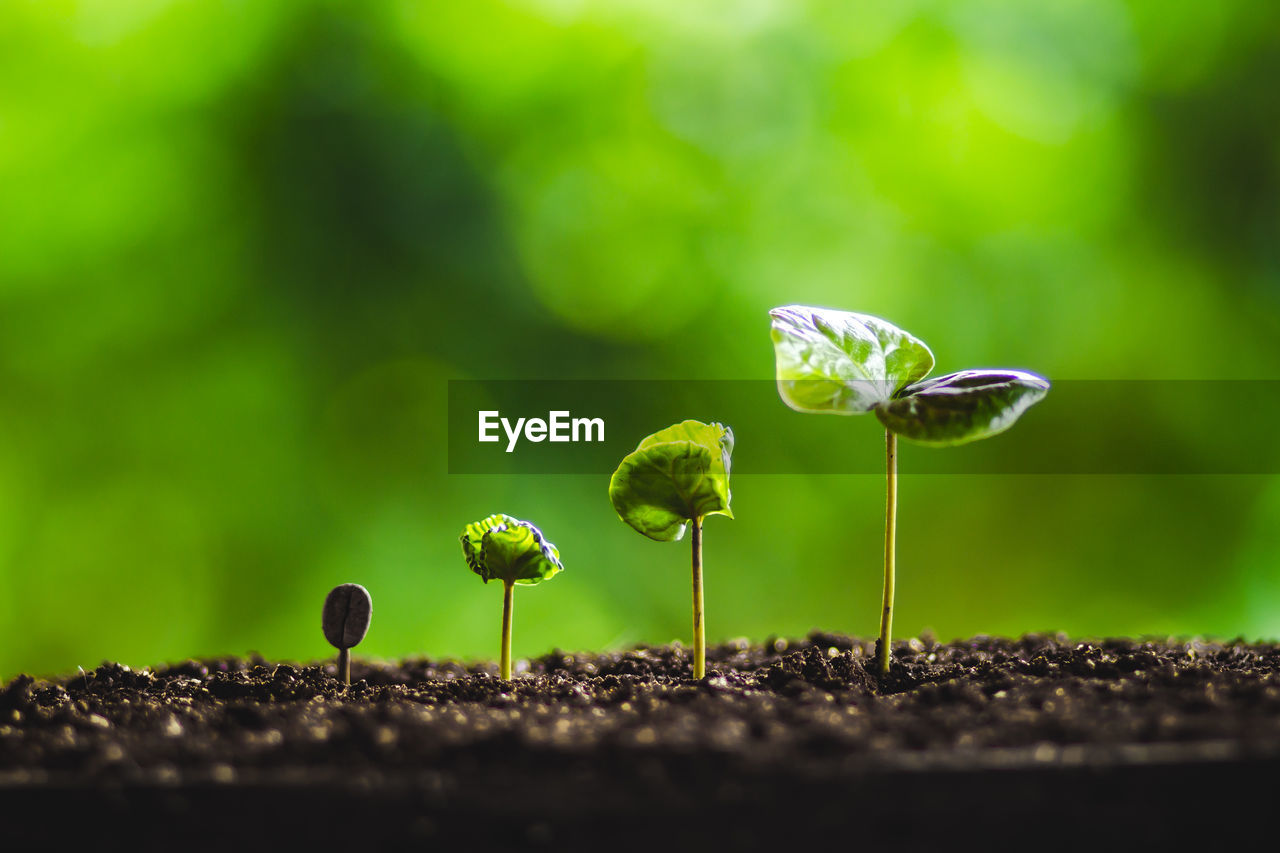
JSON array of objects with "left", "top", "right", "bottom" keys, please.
[
  {"left": 769, "top": 304, "right": 935, "bottom": 414},
  {"left": 609, "top": 420, "right": 734, "bottom": 542},
  {"left": 460, "top": 513, "right": 563, "bottom": 586},
  {"left": 461, "top": 513, "right": 508, "bottom": 573},
  {"left": 874, "top": 370, "right": 1050, "bottom": 446},
  {"left": 636, "top": 419, "right": 734, "bottom": 480}
]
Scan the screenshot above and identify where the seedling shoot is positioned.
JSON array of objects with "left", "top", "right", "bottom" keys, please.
[
  {"left": 769, "top": 305, "right": 1049, "bottom": 678},
  {"left": 322, "top": 583, "right": 372, "bottom": 685},
  {"left": 461, "top": 514, "right": 564, "bottom": 680},
  {"left": 608, "top": 420, "right": 734, "bottom": 679}
]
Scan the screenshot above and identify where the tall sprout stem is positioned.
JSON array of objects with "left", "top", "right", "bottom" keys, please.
[
  {"left": 337, "top": 648, "right": 351, "bottom": 685},
  {"left": 878, "top": 429, "right": 898, "bottom": 677},
  {"left": 500, "top": 580, "right": 515, "bottom": 681},
  {"left": 691, "top": 516, "right": 706, "bottom": 679}
]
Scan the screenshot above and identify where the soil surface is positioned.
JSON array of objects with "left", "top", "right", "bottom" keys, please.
[{"left": 3, "top": 633, "right": 1279, "bottom": 849}]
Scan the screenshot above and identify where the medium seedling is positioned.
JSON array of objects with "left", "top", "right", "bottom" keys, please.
[
  {"left": 322, "top": 582, "right": 372, "bottom": 685},
  {"left": 608, "top": 420, "right": 734, "bottom": 680},
  {"left": 769, "top": 305, "right": 1049, "bottom": 678},
  {"left": 461, "top": 514, "right": 564, "bottom": 680}
]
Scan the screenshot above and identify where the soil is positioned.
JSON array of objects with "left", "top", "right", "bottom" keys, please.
[{"left": 2, "top": 633, "right": 1279, "bottom": 850}]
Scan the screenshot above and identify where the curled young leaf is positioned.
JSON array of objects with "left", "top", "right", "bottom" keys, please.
[
  {"left": 875, "top": 370, "right": 1050, "bottom": 446},
  {"left": 636, "top": 420, "right": 734, "bottom": 480},
  {"left": 609, "top": 420, "right": 734, "bottom": 542},
  {"left": 770, "top": 305, "right": 935, "bottom": 414},
  {"left": 461, "top": 514, "right": 563, "bottom": 586}
]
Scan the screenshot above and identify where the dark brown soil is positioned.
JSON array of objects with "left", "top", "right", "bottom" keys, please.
[{"left": 3, "top": 633, "right": 1279, "bottom": 849}]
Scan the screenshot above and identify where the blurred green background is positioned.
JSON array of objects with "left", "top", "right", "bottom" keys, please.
[{"left": 2, "top": 0, "right": 1279, "bottom": 679}]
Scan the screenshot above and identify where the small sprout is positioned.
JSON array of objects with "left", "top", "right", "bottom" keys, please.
[
  {"left": 770, "top": 305, "right": 1049, "bottom": 677},
  {"left": 461, "top": 514, "right": 563, "bottom": 681},
  {"left": 608, "top": 420, "right": 734, "bottom": 679},
  {"left": 322, "top": 583, "right": 372, "bottom": 685}
]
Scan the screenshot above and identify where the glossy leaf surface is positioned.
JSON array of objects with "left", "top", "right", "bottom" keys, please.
[
  {"left": 770, "top": 304, "right": 935, "bottom": 414},
  {"left": 609, "top": 420, "right": 734, "bottom": 542},
  {"left": 460, "top": 513, "right": 563, "bottom": 586},
  {"left": 875, "top": 370, "right": 1050, "bottom": 446}
]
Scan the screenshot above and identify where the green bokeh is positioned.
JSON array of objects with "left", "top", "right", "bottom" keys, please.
[{"left": 2, "top": 0, "right": 1278, "bottom": 678}]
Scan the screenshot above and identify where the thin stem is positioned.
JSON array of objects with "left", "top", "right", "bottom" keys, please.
[
  {"left": 691, "top": 516, "right": 705, "bottom": 680},
  {"left": 500, "top": 580, "right": 515, "bottom": 681},
  {"left": 337, "top": 648, "right": 351, "bottom": 685},
  {"left": 878, "top": 429, "right": 898, "bottom": 678}
]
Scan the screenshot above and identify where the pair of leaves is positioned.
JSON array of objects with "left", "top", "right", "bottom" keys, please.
[
  {"left": 461, "top": 514, "right": 563, "bottom": 586},
  {"left": 770, "top": 305, "right": 1049, "bottom": 446},
  {"left": 609, "top": 420, "right": 734, "bottom": 542}
]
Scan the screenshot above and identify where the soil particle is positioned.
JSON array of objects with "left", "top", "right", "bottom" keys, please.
[{"left": 2, "top": 632, "right": 1279, "bottom": 849}]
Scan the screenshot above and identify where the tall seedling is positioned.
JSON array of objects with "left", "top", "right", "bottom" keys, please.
[
  {"left": 770, "top": 305, "right": 1049, "bottom": 677},
  {"left": 609, "top": 420, "right": 734, "bottom": 679}
]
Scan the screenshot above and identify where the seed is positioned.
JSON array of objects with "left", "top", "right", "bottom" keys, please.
[{"left": 322, "top": 583, "right": 372, "bottom": 650}]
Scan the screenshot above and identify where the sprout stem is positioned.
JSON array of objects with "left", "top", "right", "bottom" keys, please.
[
  {"left": 878, "top": 429, "right": 898, "bottom": 678},
  {"left": 337, "top": 648, "right": 351, "bottom": 685},
  {"left": 500, "top": 579, "right": 515, "bottom": 681},
  {"left": 691, "top": 515, "right": 706, "bottom": 679}
]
